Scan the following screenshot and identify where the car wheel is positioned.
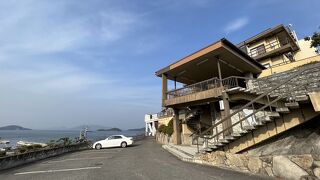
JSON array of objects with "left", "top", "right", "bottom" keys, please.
[
  {"left": 121, "top": 142, "right": 127, "bottom": 148},
  {"left": 95, "top": 143, "right": 102, "bottom": 150}
]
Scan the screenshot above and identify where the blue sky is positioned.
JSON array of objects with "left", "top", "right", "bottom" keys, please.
[{"left": 0, "top": 0, "right": 319, "bottom": 129}]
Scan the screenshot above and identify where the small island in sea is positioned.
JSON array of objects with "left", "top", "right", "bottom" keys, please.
[
  {"left": 97, "top": 128, "right": 122, "bottom": 132},
  {"left": 0, "top": 125, "right": 31, "bottom": 130}
]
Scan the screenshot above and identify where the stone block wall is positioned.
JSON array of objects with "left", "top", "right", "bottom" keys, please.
[{"left": 199, "top": 151, "right": 320, "bottom": 179}]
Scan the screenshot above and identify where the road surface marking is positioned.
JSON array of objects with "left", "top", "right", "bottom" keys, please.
[
  {"left": 44, "top": 157, "right": 110, "bottom": 163},
  {"left": 76, "top": 151, "right": 120, "bottom": 155},
  {"left": 14, "top": 166, "right": 101, "bottom": 175}
]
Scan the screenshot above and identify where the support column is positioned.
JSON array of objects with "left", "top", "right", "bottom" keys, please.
[
  {"left": 221, "top": 92, "right": 232, "bottom": 136},
  {"left": 217, "top": 57, "right": 232, "bottom": 136},
  {"left": 172, "top": 108, "right": 181, "bottom": 145},
  {"left": 162, "top": 74, "right": 168, "bottom": 106}
]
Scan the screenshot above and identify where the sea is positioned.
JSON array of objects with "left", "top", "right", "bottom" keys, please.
[{"left": 0, "top": 130, "right": 144, "bottom": 148}]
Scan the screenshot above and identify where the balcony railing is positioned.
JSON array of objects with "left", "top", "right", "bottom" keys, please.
[
  {"left": 166, "top": 77, "right": 220, "bottom": 99},
  {"left": 166, "top": 76, "right": 254, "bottom": 100},
  {"left": 157, "top": 109, "right": 174, "bottom": 118},
  {"left": 248, "top": 37, "right": 290, "bottom": 58}
]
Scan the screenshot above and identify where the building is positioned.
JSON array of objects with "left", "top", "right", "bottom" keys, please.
[
  {"left": 154, "top": 24, "right": 320, "bottom": 153},
  {"left": 144, "top": 114, "right": 158, "bottom": 136}
]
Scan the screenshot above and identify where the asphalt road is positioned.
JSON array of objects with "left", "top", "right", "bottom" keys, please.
[{"left": 0, "top": 138, "right": 269, "bottom": 180}]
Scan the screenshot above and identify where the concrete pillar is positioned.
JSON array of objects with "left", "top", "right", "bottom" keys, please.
[
  {"left": 221, "top": 92, "right": 232, "bottom": 136},
  {"left": 217, "top": 57, "right": 232, "bottom": 136},
  {"left": 162, "top": 74, "right": 168, "bottom": 106},
  {"left": 172, "top": 108, "right": 181, "bottom": 145}
]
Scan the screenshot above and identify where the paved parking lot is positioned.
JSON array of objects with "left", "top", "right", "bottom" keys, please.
[{"left": 0, "top": 138, "right": 269, "bottom": 180}]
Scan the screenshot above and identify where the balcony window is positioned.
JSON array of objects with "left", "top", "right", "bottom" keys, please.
[{"left": 250, "top": 45, "right": 266, "bottom": 57}]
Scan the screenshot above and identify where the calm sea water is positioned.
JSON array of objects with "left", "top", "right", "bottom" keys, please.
[{"left": 0, "top": 130, "right": 144, "bottom": 148}]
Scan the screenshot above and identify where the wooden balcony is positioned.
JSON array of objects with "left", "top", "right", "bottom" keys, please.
[{"left": 164, "top": 77, "right": 224, "bottom": 107}]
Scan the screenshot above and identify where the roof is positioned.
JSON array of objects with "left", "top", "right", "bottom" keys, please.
[
  {"left": 155, "top": 38, "right": 265, "bottom": 84},
  {"left": 237, "top": 24, "right": 296, "bottom": 47}
]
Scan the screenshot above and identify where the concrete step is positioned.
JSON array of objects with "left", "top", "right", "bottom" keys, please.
[
  {"left": 243, "top": 125, "right": 256, "bottom": 131},
  {"left": 208, "top": 145, "right": 218, "bottom": 150},
  {"left": 268, "top": 112, "right": 281, "bottom": 119},
  {"left": 276, "top": 107, "right": 290, "bottom": 113},
  {"left": 257, "top": 116, "right": 271, "bottom": 123},
  {"left": 225, "top": 135, "right": 236, "bottom": 141},
  {"left": 254, "top": 121, "right": 265, "bottom": 126},
  {"left": 211, "top": 142, "right": 224, "bottom": 146},
  {"left": 203, "top": 148, "right": 213, "bottom": 152},
  {"left": 285, "top": 102, "right": 300, "bottom": 109},
  {"left": 231, "top": 132, "right": 242, "bottom": 137},
  {"left": 218, "top": 139, "right": 229, "bottom": 144},
  {"left": 295, "top": 95, "right": 309, "bottom": 102},
  {"left": 234, "top": 130, "right": 248, "bottom": 134}
]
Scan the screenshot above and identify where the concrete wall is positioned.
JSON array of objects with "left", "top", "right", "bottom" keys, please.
[
  {"left": 0, "top": 143, "right": 88, "bottom": 171},
  {"left": 258, "top": 55, "right": 320, "bottom": 77}
]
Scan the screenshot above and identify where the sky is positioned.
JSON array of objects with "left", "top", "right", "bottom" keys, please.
[{"left": 0, "top": 0, "right": 319, "bottom": 129}]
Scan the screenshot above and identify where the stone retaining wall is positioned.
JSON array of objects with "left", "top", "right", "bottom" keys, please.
[
  {"left": 199, "top": 151, "right": 320, "bottom": 180},
  {"left": 155, "top": 132, "right": 173, "bottom": 144},
  {"left": 0, "top": 143, "right": 89, "bottom": 171}
]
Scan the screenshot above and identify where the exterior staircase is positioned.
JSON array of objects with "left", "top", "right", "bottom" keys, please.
[{"left": 195, "top": 62, "right": 320, "bottom": 153}]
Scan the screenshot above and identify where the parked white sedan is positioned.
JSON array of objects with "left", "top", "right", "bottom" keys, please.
[{"left": 93, "top": 135, "right": 133, "bottom": 149}]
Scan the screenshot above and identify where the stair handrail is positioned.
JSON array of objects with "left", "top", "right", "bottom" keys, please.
[{"left": 193, "top": 63, "right": 320, "bottom": 141}]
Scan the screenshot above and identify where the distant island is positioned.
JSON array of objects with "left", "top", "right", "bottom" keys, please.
[
  {"left": 127, "top": 127, "right": 145, "bottom": 131},
  {"left": 97, "top": 128, "right": 122, "bottom": 132},
  {"left": 0, "top": 125, "right": 31, "bottom": 130}
]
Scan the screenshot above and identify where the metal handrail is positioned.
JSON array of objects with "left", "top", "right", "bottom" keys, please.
[
  {"left": 166, "top": 77, "right": 219, "bottom": 99},
  {"left": 193, "top": 63, "right": 320, "bottom": 141}
]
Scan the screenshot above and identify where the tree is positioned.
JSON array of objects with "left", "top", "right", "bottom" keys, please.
[{"left": 304, "top": 30, "right": 320, "bottom": 53}]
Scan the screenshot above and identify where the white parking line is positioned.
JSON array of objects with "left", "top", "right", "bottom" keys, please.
[
  {"left": 44, "top": 156, "right": 110, "bottom": 163},
  {"left": 14, "top": 166, "right": 101, "bottom": 175},
  {"left": 77, "top": 151, "right": 121, "bottom": 155}
]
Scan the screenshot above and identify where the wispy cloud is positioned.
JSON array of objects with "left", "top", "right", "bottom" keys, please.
[{"left": 224, "top": 17, "right": 249, "bottom": 34}]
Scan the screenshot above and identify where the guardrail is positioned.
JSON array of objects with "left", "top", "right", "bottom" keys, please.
[{"left": 167, "top": 77, "right": 219, "bottom": 99}]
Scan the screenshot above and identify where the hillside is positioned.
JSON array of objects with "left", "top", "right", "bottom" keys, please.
[
  {"left": 0, "top": 125, "right": 31, "bottom": 130},
  {"left": 97, "top": 128, "right": 122, "bottom": 132}
]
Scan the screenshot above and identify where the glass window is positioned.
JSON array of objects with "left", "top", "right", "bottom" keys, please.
[
  {"left": 114, "top": 136, "right": 122, "bottom": 139},
  {"left": 250, "top": 45, "right": 266, "bottom": 57},
  {"left": 108, "top": 136, "right": 115, "bottom": 139}
]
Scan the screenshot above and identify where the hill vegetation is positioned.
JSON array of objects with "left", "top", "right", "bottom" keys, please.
[{"left": 0, "top": 125, "right": 31, "bottom": 130}]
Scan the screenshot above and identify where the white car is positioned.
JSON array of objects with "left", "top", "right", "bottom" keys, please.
[{"left": 93, "top": 135, "right": 133, "bottom": 149}]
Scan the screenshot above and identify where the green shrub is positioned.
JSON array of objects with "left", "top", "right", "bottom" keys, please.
[
  {"left": 166, "top": 120, "right": 173, "bottom": 136},
  {"left": 157, "top": 120, "right": 174, "bottom": 136},
  {"left": 158, "top": 124, "right": 166, "bottom": 134}
]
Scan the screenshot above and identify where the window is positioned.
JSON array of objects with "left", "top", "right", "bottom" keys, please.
[
  {"left": 113, "top": 136, "right": 122, "bottom": 139},
  {"left": 250, "top": 45, "right": 266, "bottom": 57}
]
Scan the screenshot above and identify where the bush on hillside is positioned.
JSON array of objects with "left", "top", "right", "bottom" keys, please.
[
  {"left": 158, "top": 124, "right": 167, "bottom": 134},
  {"left": 157, "top": 120, "right": 174, "bottom": 136},
  {"left": 166, "top": 120, "right": 173, "bottom": 136}
]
